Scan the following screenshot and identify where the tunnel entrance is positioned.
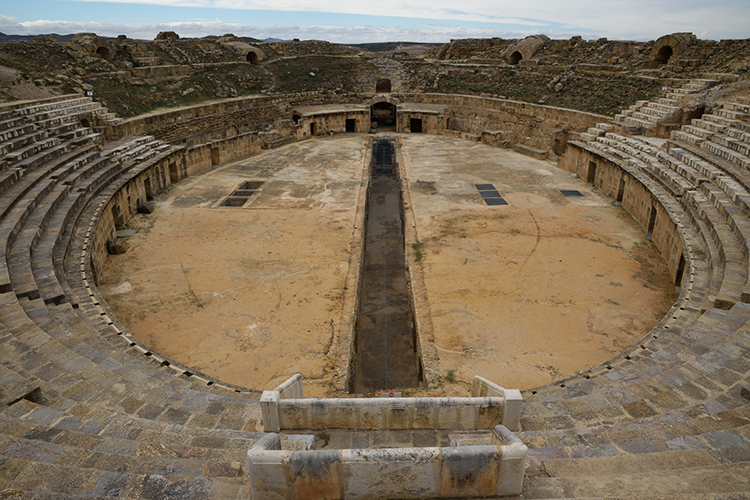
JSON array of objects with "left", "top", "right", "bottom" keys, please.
[
  {"left": 350, "top": 139, "right": 422, "bottom": 393},
  {"left": 96, "top": 46, "right": 112, "bottom": 62},
  {"left": 376, "top": 79, "right": 392, "bottom": 93},
  {"left": 371, "top": 102, "right": 396, "bottom": 130},
  {"left": 509, "top": 51, "right": 523, "bottom": 65},
  {"left": 655, "top": 45, "right": 673, "bottom": 65}
]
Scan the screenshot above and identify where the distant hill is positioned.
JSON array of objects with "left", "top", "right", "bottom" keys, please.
[
  {"left": 0, "top": 32, "right": 281, "bottom": 44},
  {"left": 0, "top": 32, "right": 78, "bottom": 43},
  {"left": 344, "top": 41, "right": 443, "bottom": 54}
]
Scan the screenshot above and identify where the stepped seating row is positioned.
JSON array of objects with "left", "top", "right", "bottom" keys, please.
[
  {"left": 612, "top": 80, "right": 719, "bottom": 134},
  {"left": 528, "top": 96, "right": 750, "bottom": 497},
  {"left": 0, "top": 97, "right": 261, "bottom": 498},
  {"left": 0, "top": 95, "right": 109, "bottom": 175},
  {"left": 1, "top": 91, "right": 749, "bottom": 497}
]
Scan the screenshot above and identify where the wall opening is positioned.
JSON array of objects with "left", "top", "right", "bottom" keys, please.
[
  {"left": 310, "top": 122, "right": 316, "bottom": 135},
  {"left": 246, "top": 51, "right": 258, "bottom": 64},
  {"left": 81, "top": 118, "right": 91, "bottom": 128},
  {"left": 346, "top": 118, "right": 356, "bottom": 133},
  {"left": 616, "top": 177, "right": 626, "bottom": 202},
  {"left": 647, "top": 205, "right": 657, "bottom": 235},
  {"left": 144, "top": 178, "right": 153, "bottom": 201},
  {"left": 410, "top": 118, "right": 423, "bottom": 133},
  {"left": 96, "top": 46, "right": 112, "bottom": 62},
  {"left": 509, "top": 51, "right": 523, "bottom": 65},
  {"left": 371, "top": 102, "right": 396, "bottom": 129},
  {"left": 111, "top": 204, "right": 124, "bottom": 229},
  {"left": 211, "top": 148, "right": 220, "bottom": 166},
  {"left": 376, "top": 79, "right": 392, "bottom": 93},
  {"left": 675, "top": 254, "right": 686, "bottom": 288},
  {"left": 586, "top": 161, "right": 597, "bottom": 184},
  {"left": 169, "top": 162, "right": 179, "bottom": 183},
  {"left": 655, "top": 45, "right": 673, "bottom": 65},
  {"left": 292, "top": 113, "right": 301, "bottom": 124}
]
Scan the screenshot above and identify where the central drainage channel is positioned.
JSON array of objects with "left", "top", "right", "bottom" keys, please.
[{"left": 351, "top": 138, "right": 422, "bottom": 393}]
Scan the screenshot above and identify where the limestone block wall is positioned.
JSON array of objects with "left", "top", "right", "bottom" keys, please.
[
  {"left": 246, "top": 425, "right": 527, "bottom": 499},
  {"left": 183, "top": 131, "right": 262, "bottom": 176},
  {"left": 398, "top": 93, "right": 607, "bottom": 159},
  {"left": 90, "top": 151, "right": 182, "bottom": 282},
  {"left": 558, "top": 143, "right": 685, "bottom": 281},
  {"left": 105, "top": 92, "right": 357, "bottom": 142},
  {"left": 297, "top": 110, "right": 370, "bottom": 139},
  {"left": 396, "top": 111, "right": 444, "bottom": 134}
]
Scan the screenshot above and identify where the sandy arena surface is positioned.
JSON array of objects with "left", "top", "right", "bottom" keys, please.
[{"left": 99, "top": 134, "right": 676, "bottom": 397}]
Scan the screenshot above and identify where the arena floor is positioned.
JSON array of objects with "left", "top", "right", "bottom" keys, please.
[{"left": 98, "top": 134, "right": 676, "bottom": 397}]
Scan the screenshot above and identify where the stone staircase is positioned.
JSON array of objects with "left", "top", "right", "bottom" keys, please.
[
  {"left": 0, "top": 96, "right": 260, "bottom": 499},
  {"left": 612, "top": 79, "right": 719, "bottom": 137}
]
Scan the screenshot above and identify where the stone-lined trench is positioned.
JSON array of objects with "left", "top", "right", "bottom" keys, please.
[{"left": 350, "top": 139, "right": 423, "bottom": 393}]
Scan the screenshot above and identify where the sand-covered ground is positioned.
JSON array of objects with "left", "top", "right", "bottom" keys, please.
[{"left": 100, "top": 134, "right": 676, "bottom": 397}]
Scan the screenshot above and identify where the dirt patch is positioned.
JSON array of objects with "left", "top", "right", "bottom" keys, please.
[{"left": 100, "top": 135, "right": 677, "bottom": 398}]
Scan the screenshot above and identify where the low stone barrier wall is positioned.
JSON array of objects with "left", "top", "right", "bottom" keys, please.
[
  {"left": 260, "top": 374, "right": 522, "bottom": 432},
  {"left": 246, "top": 424, "right": 527, "bottom": 499}
]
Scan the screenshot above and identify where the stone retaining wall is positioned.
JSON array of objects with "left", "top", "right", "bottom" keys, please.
[{"left": 559, "top": 141, "right": 685, "bottom": 280}]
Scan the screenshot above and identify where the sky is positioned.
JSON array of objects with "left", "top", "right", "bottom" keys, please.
[{"left": 0, "top": 0, "right": 748, "bottom": 44}]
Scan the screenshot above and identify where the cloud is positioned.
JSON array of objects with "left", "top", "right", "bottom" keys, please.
[
  {"left": 0, "top": 15, "right": 562, "bottom": 42},
  {"left": 58, "top": 0, "right": 750, "bottom": 40},
  {"left": 1, "top": 0, "right": 749, "bottom": 43}
]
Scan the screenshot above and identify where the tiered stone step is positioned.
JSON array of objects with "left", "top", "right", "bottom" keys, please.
[
  {"left": 523, "top": 448, "right": 750, "bottom": 499},
  {"left": 0, "top": 399, "right": 257, "bottom": 499},
  {"left": 613, "top": 80, "right": 718, "bottom": 136},
  {"left": 520, "top": 301, "right": 750, "bottom": 452}
]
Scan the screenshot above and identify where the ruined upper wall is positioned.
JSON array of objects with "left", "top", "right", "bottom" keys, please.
[
  {"left": 1, "top": 32, "right": 748, "bottom": 120},
  {"left": 425, "top": 33, "right": 750, "bottom": 76}
]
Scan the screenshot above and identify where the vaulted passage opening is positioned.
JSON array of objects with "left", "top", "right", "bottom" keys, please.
[
  {"left": 371, "top": 102, "right": 396, "bottom": 130},
  {"left": 350, "top": 139, "right": 422, "bottom": 392},
  {"left": 509, "top": 51, "right": 523, "bottom": 65},
  {"left": 376, "top": 78, "right": 392, "bottom": 93},
  {"left": 246, "top": 51, "right": 258, "bottom": 64},
  {"left": 655, "top": 45, "right": 673, "bottom": 65},
  {"left": 96, "top": 46, "right": 112, "bottom": 62}
]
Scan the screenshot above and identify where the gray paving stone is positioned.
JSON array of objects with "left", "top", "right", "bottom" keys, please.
[
  {"left": 666, "top": 435, "right": 708, "bottom": 451},
  {"left": 701, "top": 430, "right": 750, "bottom": 448},
  {"left": 617, "top": 440, "right": 666, "bottom": 454}
]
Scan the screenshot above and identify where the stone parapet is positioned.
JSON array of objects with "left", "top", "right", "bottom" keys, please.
[{"left": 247, "top": 424, "right": 527, "bottom": 499}]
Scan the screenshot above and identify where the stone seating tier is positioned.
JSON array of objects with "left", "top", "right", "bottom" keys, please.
[{"left": 0, "top": 93, "right": 748, "bottom": 498}]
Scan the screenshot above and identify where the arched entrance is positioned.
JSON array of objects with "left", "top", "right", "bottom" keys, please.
[
  {"left": 655, "top": 45, "right": 673, "bottom": 65},
  {"left": 376, "top": 79, "right": 391, "bottom": 93},
  {"left": 246, "top": 51, "right": 258, "bottom": 64},
  {"left": 371, "top": 101, "right": 396, "bottom": 130},
  {"left": 96, "top": 46, "right": 112, "bottom": 62},
  {"left": 509, "top": 51, "right": 523, "bottom": 65}
]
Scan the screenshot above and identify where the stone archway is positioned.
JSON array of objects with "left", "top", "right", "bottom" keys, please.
[
  {"left": 246, "top": 51, "right": 259, "bottom": 64},
  {"left": 651, "top": 33, "right": 696, "bottom": 68},
  {"left": 367, "top": 95, "right": 401, "bottom": 131},
  {"left": 96, "top": 46, "right": 112, "bottom": 62},
  {"left": 655, "top": 45, "right": 673, "bottom": 65},
  {"left": 509, "top": 51, "right": 523, "bottom": 65},
  {"left": 371, "top": 102, "right": 396, "bottom": 129}
]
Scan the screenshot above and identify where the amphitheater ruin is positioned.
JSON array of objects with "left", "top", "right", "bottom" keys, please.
[{"left": 0, "top": 30, "right": 748, "bottom": 498}]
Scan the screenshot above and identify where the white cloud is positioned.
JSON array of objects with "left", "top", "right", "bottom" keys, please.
[
  {"left": 0, "top": 15, "right": 556, "bottom": 42},
  {"left": 58, "top": 0, "right": 750, "bottom": 40},
  {"left": 1, "top": 0, "right": 749, "bottom": 43}
]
